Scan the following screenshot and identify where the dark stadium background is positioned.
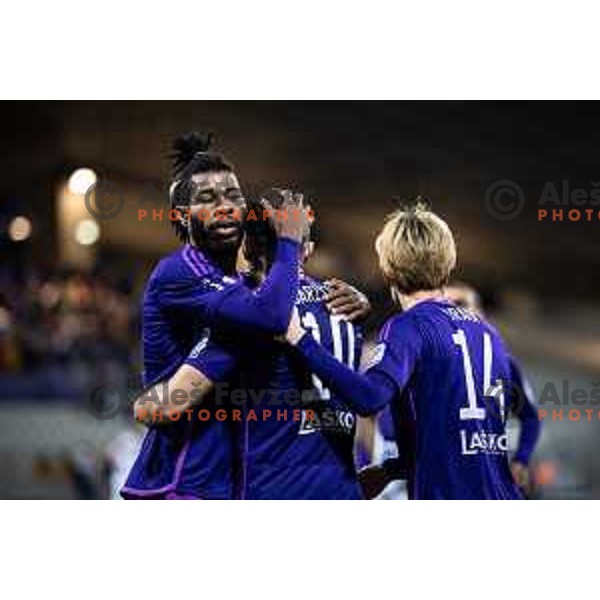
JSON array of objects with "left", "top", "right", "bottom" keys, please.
[{"left": 1, "top": 100, "right": 599, "bottom": 498}]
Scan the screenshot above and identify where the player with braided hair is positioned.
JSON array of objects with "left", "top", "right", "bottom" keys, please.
[
  {"left": 133, "top": 189, "right": 366, "bottom": 499},
  {"left": 122, "top": 133, "right": 369, "bottom": 499},
  {"left": 122, "top": 133, "right": 310, "bottom": 499}
]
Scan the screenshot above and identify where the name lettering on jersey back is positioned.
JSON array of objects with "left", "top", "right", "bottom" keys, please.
[
  {"left": 443, "top": 306, "right": 481, "bottom": 323},
  {"left": 296, "top": 283, "right": 329, "bottom": 305}
]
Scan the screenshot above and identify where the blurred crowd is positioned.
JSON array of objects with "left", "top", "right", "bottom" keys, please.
[{"left": 0, "top": 266, "right": 136, "bottom": 399}]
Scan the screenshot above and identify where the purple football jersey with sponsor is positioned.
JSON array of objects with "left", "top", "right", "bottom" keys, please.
[
  {"left": 122, "top": 245, "right": 241, "bottom": 499},
  {"left": 187, "top": 275, "right": 364, "bottom": 499},
  {"left": 242, "top": 275, "right": 363, "bottom": 499},
  {"left": 369, "top": 299, "right": 523, "bottom": 499}
]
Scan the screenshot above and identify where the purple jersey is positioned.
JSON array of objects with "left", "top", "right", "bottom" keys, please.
[
  {"left": 295, "top": 298, "right": 524, "bottom": 499},
  {"left": 368, "top": 300, "right": 522, "bottom": 499},
  {"left": 122, "top": 245, "right": 241, "bottom": 499},
  {"left": 187, "top": 275, "right": 364, "bottom": 499},
  {"left": 123, "top": 239, "right": 300, "bottom": 499}
]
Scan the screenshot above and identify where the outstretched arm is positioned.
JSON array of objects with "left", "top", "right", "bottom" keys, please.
[
  {"left": 292, "top": 333, "right": 397, "bottom": 416},
  {"left": 161, "top": 193, "right": 310, "bottom": 335},
  {"left": 206, "top": 237, "right": 300, "bottom": 334},
  {"left": 287, "top": 309, "right": 419, "bottom": 416}
]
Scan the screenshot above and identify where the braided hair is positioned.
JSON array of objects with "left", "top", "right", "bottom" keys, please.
[{"left": 168, "top": 132, "right": 234, "bottom": 242}]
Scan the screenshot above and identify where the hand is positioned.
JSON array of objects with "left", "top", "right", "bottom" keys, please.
[
  {"left": 262, "top": 189, "right": 312, "bottom": 244},
  {"left": 136, "top": 402, "right": 197, "bottom": 428},
  {"left": 325, "top": 278, "right": 371, "bottom": 321},
  {"left": 357, "top": 465, "right": 392, "bottom": 499},
  {"left": 510, "top": 460, "right": 531, "bottom": 492},
  {"left": 285, "top": 308, "right": 306, "bottom": 345}
]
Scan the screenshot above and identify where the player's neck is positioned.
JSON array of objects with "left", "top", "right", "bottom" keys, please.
[
  {"left": 194, "top": 244, "right": 238, "bottom": 275},
  {"left": 399, "top": 289, "right": 444, "bottom": 311}
]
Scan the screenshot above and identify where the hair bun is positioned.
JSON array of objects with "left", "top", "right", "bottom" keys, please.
[
  {"left": 170, "top": 132, "right": 214, "bottom": 177},
  {"left": 395, "top": 195, "right": 432, "bottom": 213}
]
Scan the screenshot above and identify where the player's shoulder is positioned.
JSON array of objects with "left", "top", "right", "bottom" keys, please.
[
  {"left": 477, "top": 316, "right": 505, "bottom": 342},
  {"left": 149, "top": 245, "right": 221, "bottom": 287},
  {"left": 426, "top": 299, "right": 511, "bottom": 354},
  {"left": 378, "top": 309, "right": 421, "bottom": 345},
  {"left": 379, "top": 299, "right": 457, "bottom": 346},
  {"left": 410, "top": 298, "right": 486, "bottom": 330},
  {"left": 297, "top": 274, "right": 363, "bottom": 336},
  {"left": 480, "top": 318, "right": 512, "bottom": 362}
]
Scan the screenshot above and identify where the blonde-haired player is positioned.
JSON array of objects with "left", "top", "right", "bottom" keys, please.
[{"left": 287, "top": 198, "right": 524, "bottom": 499}]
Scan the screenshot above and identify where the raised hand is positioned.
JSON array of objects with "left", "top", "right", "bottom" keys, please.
[{"left": 261, "top": 189, "right": 312, "bottom": 244}]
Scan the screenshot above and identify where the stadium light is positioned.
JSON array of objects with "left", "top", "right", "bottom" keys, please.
[
  {"left": 8, "top": 216, "right": 32, "bottom": 242},
  {"left": 74, "top": 219, "right": 100, "bottom": 246},
  {"left": 68, "top": 168, "right": 97, "bottom": 196}
]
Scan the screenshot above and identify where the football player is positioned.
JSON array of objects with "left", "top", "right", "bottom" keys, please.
[
  {"left": 134, "top": 194, "right": 367, "bottom": 499},
  {"left": 285, "top": 199, "right": 524, "bottom": 499}
]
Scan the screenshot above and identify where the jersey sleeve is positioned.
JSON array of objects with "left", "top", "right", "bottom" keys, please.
[
  {"left": 183, "top": 330, "right": 239, "bottom": 383},
  {"left": 363, "top": 315, "right": 423, "bottom": 395},
  {"left": 509, "top": 356, "right": 541, "bottom": 465},
  {"left": 158, "top": 238, "right": 301, "bottom": 335}
]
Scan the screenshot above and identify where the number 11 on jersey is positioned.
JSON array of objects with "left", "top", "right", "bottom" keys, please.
[{"left": 301, "top": 311, "right": 356, "bottom": 401}]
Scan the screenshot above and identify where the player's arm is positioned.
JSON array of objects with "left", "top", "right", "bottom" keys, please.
[
  {"left": 509, "top": 356, "right": 541, "bottom": 487},
  {"left": 134, "top": 365, "right": 214, "bottom": 425},
  {"left": 355, "top": 415, "right": 378, "bottom": 462},
  {"left": 161, "top": 195, "right": 310, "bottom": 335},
  {"left": 134, "top": 335, "right": 238, "bottom": 426},
  {"left": 287, "top": 310, "right": 420, "bottom": 416},
  {"left": 161, "top": 237, "right": 300, "bottom": 336}
]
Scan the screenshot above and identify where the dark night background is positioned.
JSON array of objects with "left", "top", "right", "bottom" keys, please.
[
  {"left": 2, "top": 101, "right": 600, "bottom": 299},
  {"left": 0, "top": 101, "right": 599, "bottom": 498}
]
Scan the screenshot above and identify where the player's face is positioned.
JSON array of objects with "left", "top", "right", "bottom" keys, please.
[{"left": 188, "top": 171, "right": 246, "bottom": 252}]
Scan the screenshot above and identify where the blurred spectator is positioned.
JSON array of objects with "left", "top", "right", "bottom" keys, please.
[{"left": 0, "top": 265, "right": 138, "bottom": 400}]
